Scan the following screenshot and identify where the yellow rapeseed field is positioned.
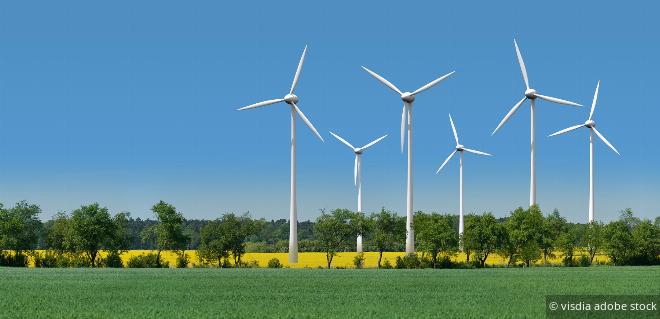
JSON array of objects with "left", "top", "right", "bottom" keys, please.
[
  {"left": 111, "top": 250, "right": 610, "bottom": 268},
  {"left": 21, "top": 250, "right": 609, "bottom": 268}
]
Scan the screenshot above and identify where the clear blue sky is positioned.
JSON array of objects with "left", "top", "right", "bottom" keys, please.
[{"left": 0, "top": 1, "right": 658, "bottom": 222}]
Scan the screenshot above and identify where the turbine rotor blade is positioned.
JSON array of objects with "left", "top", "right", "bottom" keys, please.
[
  {"left": 401, "top": 103, "right": 407, "bottom": 153},
  {"left": 237, "top": 98, "right": 284, "bottom": 111},
  {"left": 449, "top": 113, "right": 459, "bottom": 145},
  {"left": 361, "top": 66, "right": 402, "bottom": 95},
  {"left": 548, "top": 124, "right": 584, "bottom": 137},
  {"left": 436, "top": 150, "right": 457, "bottom": 174},
  {"left": 589, "top": 80, "right": 600, "bottom": 120},
  {"left": 411, "top": 71, "right": 455, "bottom": 96},
  {"left": 463, "top": 148, "right": 492, "bottom": 156},
  {"left": 289, "top": 45, "right": 307, "bottom": 94},
  {"left": 592, "top": 127, "right": 620, "bottom": 155},
  {"left": 360, "top": 134, "right": 388, "bottom": 151},
  {"left": 329, "top": 131, "right": 355, "bottom": 150},
  {"left": 492, "top": 97, "right": 527, "bottom": 135},
  {"left": 291, "top": 102, "right": 324, "bottom": 142},
  {"left": 514, "top": 39, "right": 529, "bottom": 89},
  {"left": 536, "top": 94, "right": 582, "bottom": 107}
]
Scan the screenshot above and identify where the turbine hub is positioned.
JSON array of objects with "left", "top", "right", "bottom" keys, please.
[
  {"left": 456, "top": 144, "right": 464, "bottom": 151},
  {"left": 354, "top": 148, "right": 363, "bottom": 154},
  {"left": 401, "top": 92, "right": 415, "bottom": 103},
  {"left": 524, "top": 88, "right": 537, "bottom": 99},
  {"left": 585, "top": 119, "right": 596, "bottom": 128},
  {"left": 284, "top": 94, "right": 299, "bottom": 104}
]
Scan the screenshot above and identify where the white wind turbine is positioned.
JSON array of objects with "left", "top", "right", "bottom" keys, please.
[
  {"left": 362, "top": 65, "right": 454, "bottom": 254},
  {"left": 329, "top": 131, "right": 387, "bottom": 253},
  {"left": 492, "top": 39, "right": 582, "bottom": 206},
  {"left": 436, "top": 114, "right": 492, "bottom": 242},
  {"left": 549, "top": 81, "right": 620, "bottom": 223},
  {"left": 237, "top": 45, "right": 324, "bottom": 263}
]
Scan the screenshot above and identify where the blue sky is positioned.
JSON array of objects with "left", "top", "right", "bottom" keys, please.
[{"left": 0, "top": 1, "right": 658, "bottom": 222}]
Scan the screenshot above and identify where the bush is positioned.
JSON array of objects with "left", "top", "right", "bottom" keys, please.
[
  {"left": 267, "top": 257, "right": 283, "bottom": 268},
  {"left": 395, "top": 254, "right": 422, "bottom": 269},
  {"left": 578, "top": 255, "right": 591, "bottom": 267},
  {"left": 353, "top": 253, "right": 365, "bottom": 269},
  {"left": 176, "top": 252, "right": 189, "bottom": 268},
  {"left": 32, "top": 251, "right": 59, "bottom": 268},
  {"left": 382, "top": 258, "right": 393, "bottom": 269},
  {"left": 0, "top": 251, "right": 29, "bottom": 267},
  {"left": 101, "top": 251, "right": 124, "bottom": 268},
  {"left": 126, "top": 253, "right": 167, "bottom": 268},
  {"left": 238, "top": 260, "right": 259, "bottom": 268},
  {"left": 436, "top": 255, "right": 455, "bottom": 269}
]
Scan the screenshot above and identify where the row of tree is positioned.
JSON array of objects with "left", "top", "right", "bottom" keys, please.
[{"left": 0, "top": 200, "right": 658, "bottom": 268}]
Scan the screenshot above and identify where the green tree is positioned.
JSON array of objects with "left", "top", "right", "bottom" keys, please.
[
  {"left": 630, "top": 220, "right": 660, "bottom": 265},
  {"left": 582, "top": 221, "right": 604, "bottom": 264},
  {"left": 221, "top": 213, "right": 260, "bottom": 266},
  {"left": 463, "top": 213, "right": 503, "bottom": 267},
  {"left": 539, "top": 209, "right": 566, "bottom": 265},
  {"left": 505, "top": 205, "right": 544, "bottom": 267},
  {"left": 371, "top": 208, "right": 405, "bottom": 268},
  {"left": 67, "top": 203, "right": 116, "bottom": 267},
  {"left": 603, "top": 220, "right": 633, "bottom": 265},
  {"left": 556, "top": 224, "right": 582, "bottom": 266},
  {"left": 350, "top": 212, "right": 371, "bottom": 251},
  {"left": 150, "top": 201, "right": 189, "bottom": 266},
  {"left": 314, "top": 209, "right": 354, "bottom": 269},
  {"left": 414, "top": 212, "right": 458, "bottom": 268},
  {"left": 105, "top": 212, "right": 131, "bottom": 267},
  {"left": 197, "top": 220, "right": 229, "bottom": 266},
  {"left": 0, "top": 201, "right": 42, "bottom": 265},
  {"left": 619, "top": 208, "right": 640, "bottom": 229}
]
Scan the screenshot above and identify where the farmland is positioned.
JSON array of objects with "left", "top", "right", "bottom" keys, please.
[{"left": 1, "top": 266, "right": 658, "bottom": 318}]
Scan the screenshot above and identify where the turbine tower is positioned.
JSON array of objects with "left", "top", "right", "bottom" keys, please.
[
  {"left": 436, "top": 114, "right": 492, "bottom": 243},
  {"left": 237, "top": 45, "right": 324, "bottom": 263},
  {"left": 362, "top": 65, "right": 454, "bottom": 254},
  {"left": 549, "top": 81, "right": 620, "bottom": 223},
  {"left": 329, "top": 131, "right": 387, "bottom": 253},
  {"left": 492, "top": 39, "right": 582, "bottom": 206}
]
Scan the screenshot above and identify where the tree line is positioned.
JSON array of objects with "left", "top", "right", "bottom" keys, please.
[{"left": 0, "top": 200, "right": 658, "bottom": 268}]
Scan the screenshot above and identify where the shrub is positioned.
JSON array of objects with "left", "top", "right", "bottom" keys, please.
[
  {"left": 436, "top": 255, "right": 455, "bottom": 269},
  {"left": 102, "top": 251, "right": 124, "bottom": 268},
  {"left": 238, "top": 260, "right": 259, "bottom": 268},
  {"left": 126, "top": 253, "right": 167, "bottom": 268},
  {"left": 395, "top": 254, "right": 422, "bottom": 269},
  {"left": 176, "top": 252, "right": 189, "bottom": 268},
  {"left": 578, "top": 255, "right": 591, "bottom": 267},
  {"left": 0, "top": 251, "right": 29, "bottom": 267},
  {"left": 32, "top": 251, "right": 59, "bottom": 268},
  {"left": 382, "top": 258, "right": 393, "bottom": 269},
  {"left": 267, "top": 258, "right": 283, "bottom": 268},
  {"left": 353, "top": 253, "right": 365, "bottom": 269}
]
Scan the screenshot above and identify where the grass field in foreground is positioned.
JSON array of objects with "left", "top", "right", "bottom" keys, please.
[{"left": 1, "top": 266, "right": 658, "bottom": 318}]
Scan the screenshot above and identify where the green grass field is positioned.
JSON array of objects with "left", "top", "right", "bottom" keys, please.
[{"left": 1, "top": 266, "right": 658, "bottom": 318}]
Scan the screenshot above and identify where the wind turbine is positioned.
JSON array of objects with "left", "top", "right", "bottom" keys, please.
[
  {"left": 329, "top": 131, "right": 387, "bottom": 253},
  {"left": 362, "top": 65, "right": 454, "bottom": 254},
  {"left": 492, "top": 39, "right": 582, "bottom": 206},
  {"left": 436, "top": 114, "right": 492, "bottom": 243},
  {"left": 549, "top": 81, "right": 620, "bottom": 223},
  {"left": 237, "top": 45, "right": 324, "bottom": 263}
]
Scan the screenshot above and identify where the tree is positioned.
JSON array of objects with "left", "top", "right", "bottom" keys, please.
[
  {"left": 619, "top": 208, "right": 640, "bottom": 230},
  {"left": 630, "top": 220, "right": 659, "bottom": 265},
  {"left": 463, "top": 213, "right": 503, "bottom": 267},
  {"left": 414, "top": 212, "right": 458, "bottom": 268},
  {"left": 105, "top": 212, "right": 131, "bottom": 267},
  {"left": 582, "top": 221, "right": 604, "bottom": 264},
  {"left": 221, "top": 213, "right": 260, "bottom": 266},
  {"left": 539, "top": 209, "right": 566, "bottom": 265},
  {"left": 505, "top": 205, "right": 544, "bottom": 267},
  {"left": 0, "top": 201, "right": 42, "bottom": 266},
  {"left": 556, "top": 224, "right": 581, "bottom": 266},
  {"left": 371, "top": 208, "right": 405, "bottom": 268},
  {"left": 314, "top": 209, "right": 354, "bottom": 269},
  {"left": 67, "top": 203, "right": 116, "bottom": 267},
  {"left": 350, "top": 212, "right": 371, "bottom": 252},
  {"left": 197, "top": 220, "right": 229, "bottom": 266},
  {"left": 150, "top": 201, "right": 189, "bottom": 266},
  {"left": 603, "top": 220, "right": 633, "bottom": 265}
]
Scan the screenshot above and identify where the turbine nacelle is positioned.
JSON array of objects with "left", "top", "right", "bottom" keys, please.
[
  {"left": 284, "top": 94, "right": 299, "bottom": 105},
  {"left": 456, "top": 144, "right": 465, "bottom": 151},
  {"left": 524, "top": 88, "right": 537, "bottom": 99},
  {"left": 585, "top": 119, "right": 596, "bottom": 128},
  {"left": 354, "top": 148, "right": 363, "bottom": 154},
  {"left": 401, "top": 92, "right": 415, "bottom": 103}
]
